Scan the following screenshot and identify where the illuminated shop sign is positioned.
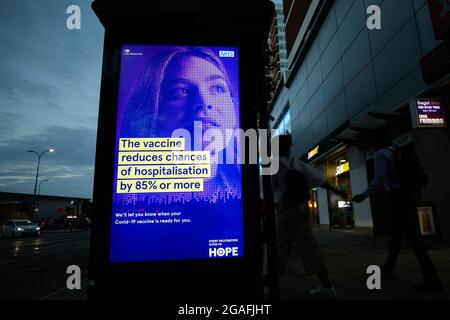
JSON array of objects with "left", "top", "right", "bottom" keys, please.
[
  {"left": 338, "top": 201, "right": 351, "bottom": 208},
  {"left": 109, "top": 44, "right": 244, "bottom": 263},
  {"left": 418, "top": 206, "right": 437, "bottom": 236},
  {"left": 308, "top": 145, "right": 320, "bottom": 160},
  {"left": 410, "top": 99, "right": 446, "bottom": 129},
  {"left": 307, "top": 200, "right": 318, "bottom": 209},
  {"left": 335, "top": 162, "right": 350, "bottom": 176}
]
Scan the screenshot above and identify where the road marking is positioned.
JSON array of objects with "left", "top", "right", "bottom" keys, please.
[
  {"left": 0, "top": 259, "right": 16, "bottom": 265},
  {"left": 40, "top": 277, "right": 88, "bottom": 300},
  {"left": 0, "top": 239, "right": 72, "bottom": 248}
]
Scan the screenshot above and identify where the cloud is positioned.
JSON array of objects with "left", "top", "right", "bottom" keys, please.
[
  {"left": 0, "top": 75, "right": 61, "bottom": 104},
  {"left": 0, "top": 0, "right": 104, "bottom": 198},
  {"left": 63, "top": 112, "right": 99, "bottom": 128},
  {"left": 0, "top": 1, "right": 104, "bottom": 87},
  {"left": 0, "top": 125, "right": 97, "bottom": 165},
  {"left": 0, "top": 112, "right": 25, "bottom": 138},
  {"left": 0, "top": 164, "right": 94, "bottom": 198},
  {"left": 0, "top": 62, "right": 64, "bottom": 115},
  {"left": 0, "top": 126, "right": 97, "bottom": 197},
  {"left": 0, "top": 162, "right": 94, "bottom": 198},
  {"left": 0, "top": 0, "right": 103, "bottom": 118}
]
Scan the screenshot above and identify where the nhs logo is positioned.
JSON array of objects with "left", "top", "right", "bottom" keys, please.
[
  {"left": 219, "top": 50, "right": 235, "bottom": 58},
  {"left": 209, "top": 247, "right": 239, "bottom": 258}
]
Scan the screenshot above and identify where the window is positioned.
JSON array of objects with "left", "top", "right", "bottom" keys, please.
[
  {"left": 275, "top": 110, "right": 291, "bottom": 136},
  {"left": 259, "top": 109, "right": 291, "bottom": 176}
]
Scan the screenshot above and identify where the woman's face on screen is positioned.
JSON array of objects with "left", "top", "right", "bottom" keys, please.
[{"left": 157, "top": 56, "right": 237, "bottom": 140}]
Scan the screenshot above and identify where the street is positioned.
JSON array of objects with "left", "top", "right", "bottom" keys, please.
[
  {"left": 1, "top": 229, "right": 449, "bottom": 300},
  {"left": 0, "top": 231, "right": 89, "bottom": 300}
]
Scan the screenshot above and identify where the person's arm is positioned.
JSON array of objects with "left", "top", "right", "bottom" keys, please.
[
  {"left": 321, "top": 181, "right": 347, "bottom": 198},
  {"left": 295, "top": 159, "right": 347, "bottom": 198},
  {"left": 353, "top": 150, "right": 389, "bottom": 203}
]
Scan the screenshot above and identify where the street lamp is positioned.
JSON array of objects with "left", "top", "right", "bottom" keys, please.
[
  {"left": 38, "top": 179, "right": 49, "bottom": 196},
  {"left": 36, "top": 179, "right": 49, "bottom": 219},
  {"left": 27, "top": 149, "right": 54, "bottom": 221}
]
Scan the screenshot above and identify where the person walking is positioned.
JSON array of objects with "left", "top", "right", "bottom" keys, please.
[
  {"left": 352, "top": 134, "right": 443, "bottom": 294},
  {"left": 272, "top": 134, "right": 347, "bottom": 298}
]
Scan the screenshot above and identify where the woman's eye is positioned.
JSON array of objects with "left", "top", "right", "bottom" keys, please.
[
  {"left": 176, "top": 88, "right": 188, "bottom": 95},
  {"left": 210, "top": 84, "right": 227, "bottom": 94},
  {"left": 167, "top": 87, "right": 189, "bottom": 98}
]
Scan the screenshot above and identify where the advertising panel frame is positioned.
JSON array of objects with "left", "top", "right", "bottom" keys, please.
[
  {"left": 110, "top": 44, "right": 246, "bottom": 264},
  {"left": 87, "top": 2, "right": 274, "bottom": 300}
]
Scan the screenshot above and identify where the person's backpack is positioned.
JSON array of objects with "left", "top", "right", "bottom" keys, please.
[
  {"left": 282, "top": 159, "right": 311, "bottom": 205},
  {"left": 391, "top": 148, "right": 428, "bottom": 190}
]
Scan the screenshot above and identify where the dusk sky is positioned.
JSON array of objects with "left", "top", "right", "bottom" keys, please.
[{"left": 0, "top": 0, "right": 104, "bottom": 199}]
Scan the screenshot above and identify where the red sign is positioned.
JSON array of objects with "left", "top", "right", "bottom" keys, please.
[{"left": 428, "top": 0, "right": 450, "bottom": 39}]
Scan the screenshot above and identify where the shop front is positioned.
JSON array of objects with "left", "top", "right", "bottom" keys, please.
[
  {"left": 303, "top": 138, "right": 357, "bottom": 231},
  {"left": 308, "top": 189, "right": 320, "bottom": 227},
  {"left": 324, "top": 147, "right": 354, "bottom": 230}
]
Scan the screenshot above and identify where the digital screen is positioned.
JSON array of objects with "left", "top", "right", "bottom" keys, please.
[
  {"left": 109, "top": 45, "right": 244, "bottom": 262},
  {"left": 414, "top": 99, "right": 446, "bottom": 128}
]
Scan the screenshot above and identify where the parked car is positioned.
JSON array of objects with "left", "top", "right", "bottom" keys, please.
[{"left": 1, "top": 220, "right": 40, "bottom": 238}]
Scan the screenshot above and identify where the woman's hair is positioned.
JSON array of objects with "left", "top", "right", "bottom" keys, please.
[{"left": 120, "top": 47, "right": 234, "bottom": 138}]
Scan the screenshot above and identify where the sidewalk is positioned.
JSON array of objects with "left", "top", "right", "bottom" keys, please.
[
  {"left": 279, "top": 229, "right": 450, "bottom": 300},
  {"left": 41, "top": 279, "right": 88, "bottom": 300},
  {"left": 43, "top": 229, "right": 450, "bottom": 300}
]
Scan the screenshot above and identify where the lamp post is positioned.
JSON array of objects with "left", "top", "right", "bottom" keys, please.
[
  {"left": 27, "top": 149, "right": 54, "bottom": 221},
  {"left": 38, "top": 179, "right": 49, "bottom": 196},
  {"left": 36, "top": 179, "right": 49, "bottom": 220}
]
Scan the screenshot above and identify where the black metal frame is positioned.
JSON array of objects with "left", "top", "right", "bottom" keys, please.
[{"left": 87, "top": 0, "right": 274, "bottom": 300}]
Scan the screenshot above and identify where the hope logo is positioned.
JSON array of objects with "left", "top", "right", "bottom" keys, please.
[{"left": 209, "top": 247, "right": 239, "bottom": 257}]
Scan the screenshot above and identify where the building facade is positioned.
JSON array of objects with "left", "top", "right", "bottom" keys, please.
[
  {"left": 0, "top": 192, "right": 90, "bottom": 226},
  {"left": 268, "top": 0, "right": 450, "bottom": 242},
  {"left": 272, "top": 0, "right": 289, "bottom": 73}
]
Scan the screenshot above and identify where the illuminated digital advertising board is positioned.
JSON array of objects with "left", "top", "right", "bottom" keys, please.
[
  {"left": 410, "top": 99, "right": 447, "bottom": 129},
  {"left": 109, "top": 45, "right": 244, "bottom": 263}
]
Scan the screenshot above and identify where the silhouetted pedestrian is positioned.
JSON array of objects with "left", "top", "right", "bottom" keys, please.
[
  {"left": 272, "top": 134, "right": 347, "bottom": 298},
  {"left": 353, "top": 134, "right": 443, "bottom": 294}
]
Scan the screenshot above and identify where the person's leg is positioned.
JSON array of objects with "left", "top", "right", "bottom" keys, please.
[
  {"left": 293, "top": 207, "right": 336, "bottom": 298},
  {"left": 385, "top": 233, "right": 402, "bottom": 274},
  {"left": 317, "top": 271, "right": 332, "bottom": 288},
  {"left": 276, "top": 234, "right": 292, "bottom": 275},
  {"left": 401, "top": 204, "right": 443, "bottom": 292},
  {"left": 404, "top": 216, "right": 437, "bottom": 276},
  {"left": 275, "top": 203, "right": 297, "bottom": 275},
  {"left": 294, "top": 204, "right": 332, "bottom": 288},
  {"left": 384, "top": 191, "right": 404, "bottom": 274}
]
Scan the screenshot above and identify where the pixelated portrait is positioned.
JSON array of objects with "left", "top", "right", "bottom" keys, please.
[{"left": 109, "top": 45, "right": 244, "bottom": 262}]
